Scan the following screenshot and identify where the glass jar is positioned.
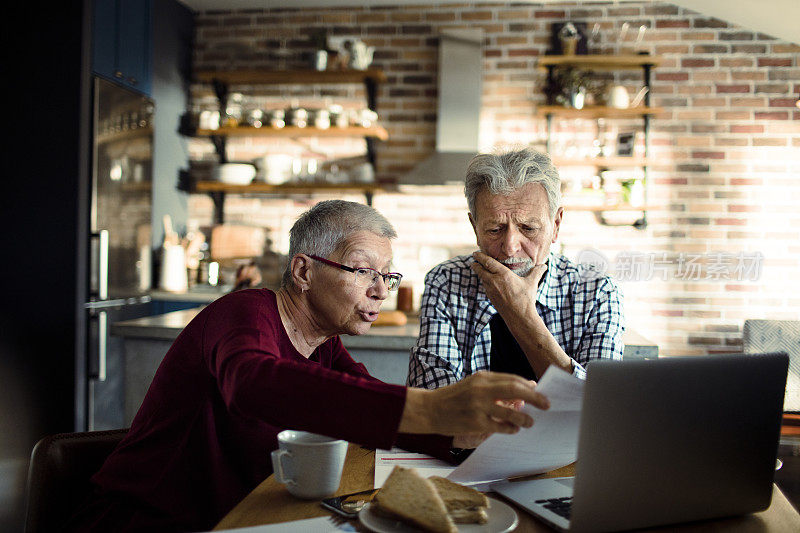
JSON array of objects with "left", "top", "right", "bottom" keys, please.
[
  {"left": 285, "top": 106, "right": 308, "bottom": 128},
  {"left": 328, "top": 104, "right": 348, "bottom": 128},
  {"left": 267, "top": 109, "right": 285, "bottom": 129},
  {"left": 312, "top": 109, "right": 330, "bottom": 129},
  {"left": 245, "top": 109, "right": 264, "bottom": 128}
]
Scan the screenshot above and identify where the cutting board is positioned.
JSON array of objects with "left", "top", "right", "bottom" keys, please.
[{"left": 210, "top": 225, "right": 266, "bottom": 260}]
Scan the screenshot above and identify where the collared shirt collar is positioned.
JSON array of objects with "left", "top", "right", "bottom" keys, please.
[{"left": 536, "top": 252, "right": 558, "bottom": 310}]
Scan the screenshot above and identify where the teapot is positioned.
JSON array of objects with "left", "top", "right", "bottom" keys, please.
[{"left": 350, "top": 40, "right": 374, "bottom": 70}]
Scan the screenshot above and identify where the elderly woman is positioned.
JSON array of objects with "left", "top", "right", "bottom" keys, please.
[{"left": 67, "top": 200, "right": 548, "bottom": 532}]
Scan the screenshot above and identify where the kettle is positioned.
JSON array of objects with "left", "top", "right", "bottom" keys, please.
[
  {"left": 350, "top": 40, "right": 374, "bottom": 70},
  {"left": 608, "top": 85, "right": 629, "bottom": 109}
]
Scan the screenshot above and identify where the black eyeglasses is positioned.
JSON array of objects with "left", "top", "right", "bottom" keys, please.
[{"left": 308, "top": 255, "right": 403, "bottom": 291}]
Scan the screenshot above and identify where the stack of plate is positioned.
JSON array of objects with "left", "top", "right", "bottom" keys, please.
[{"left": 215, "top": 163, "right": 256, "bottom": 185}]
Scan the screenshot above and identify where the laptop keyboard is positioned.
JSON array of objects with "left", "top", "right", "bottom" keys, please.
[{"left": 536, "top": 496, "right": 573, "bottom": 519}]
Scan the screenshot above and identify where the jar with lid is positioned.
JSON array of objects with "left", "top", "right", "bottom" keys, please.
[
  {"left": 328, "top": 104, "right": 348, "bottom": 128},
  {"left": 356, "top": 109, "right": 378, "bottom": 128},
  {"left": 199, "top": 110, "right": 220, "bottom": 130},
  {"left": 267, "top": 109, "right": 285, "bottom": 129},
  {"left": 223, "top": 93, "right": 244, "bottom": 128},
  {"left": 311, "top": 109, "right": 330, "bottom": 129},
  {"left": 285, "top": 106, "right": 308, "bottom": 128},
  {"left": 245, "top": 108, "right": 264, "bottom": 128}
]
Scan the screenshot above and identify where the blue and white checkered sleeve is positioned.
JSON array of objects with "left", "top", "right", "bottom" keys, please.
[
  {"left": 574, "top": 278, "right": 625, "bottom": 371},
  {"left": 407, "top": 273, "right": 464, "bottom": 390}
]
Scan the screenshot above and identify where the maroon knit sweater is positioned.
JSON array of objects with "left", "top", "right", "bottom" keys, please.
[{"left": 68, "top": 289, "right": 450, "bottom": 532}]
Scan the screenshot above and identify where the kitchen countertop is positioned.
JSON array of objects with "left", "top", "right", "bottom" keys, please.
[
  {"left": 149, "top": 287, "right": 232, "bottom": 303},
  {"left": 112, "top": 307, "right": 658, "bottom": 357},
  {"left": 111, "top": 307, "right": 420, "bottom": 351}
]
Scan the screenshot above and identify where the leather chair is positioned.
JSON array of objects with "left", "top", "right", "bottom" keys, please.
[{"left": 24, "top": 428, "right": 128, "bottom": 533}]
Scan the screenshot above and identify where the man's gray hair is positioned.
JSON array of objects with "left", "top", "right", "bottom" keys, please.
[
  {"left": 281, "top": 199, "right": 397, "bottom": 288},
  {"left": 464, "top": 148, "right": 561, "bottom": 219}
]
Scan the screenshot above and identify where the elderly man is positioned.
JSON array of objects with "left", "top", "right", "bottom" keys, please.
[{"left": 408, "top": 148, "right": 624, "bottom": 389}]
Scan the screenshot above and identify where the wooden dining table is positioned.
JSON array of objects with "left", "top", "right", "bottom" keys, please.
[{"left": 214, "top": 443, "right": 800, "bottom": 532}]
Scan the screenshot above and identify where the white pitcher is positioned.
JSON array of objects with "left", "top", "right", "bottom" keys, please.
[
  {"left": 608, "top": 85, "right": 630, "bottom": 109},
  {"left": 350, "top": 40, "right": 374, "bottom": 70}
]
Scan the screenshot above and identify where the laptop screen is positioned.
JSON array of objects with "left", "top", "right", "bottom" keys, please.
[{"left": 568, "top": 353, "right": 787, "bottom": 532}]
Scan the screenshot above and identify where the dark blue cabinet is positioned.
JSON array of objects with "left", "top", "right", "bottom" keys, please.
[
  {"left": 150, "top": 300, "right": 202, "bottom": 315},
  {"left": 92, "top": 0, "right": 152, "bottom": 95}
]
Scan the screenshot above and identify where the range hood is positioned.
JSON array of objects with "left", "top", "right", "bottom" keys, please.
[{"left": 401, "top": 29, "right": 483, "bottom": 185}]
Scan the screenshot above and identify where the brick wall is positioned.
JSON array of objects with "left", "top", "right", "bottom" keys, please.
[{"left": 188, "top": 2, "right": 800, "bottom": 356}]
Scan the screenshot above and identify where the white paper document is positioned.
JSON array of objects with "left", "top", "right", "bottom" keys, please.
[
  {"left": 447, "top": 366, "right": 584, "bottom": 484},
  {"left": 374, "top": 447, "right": 456, "bottom": 488}
]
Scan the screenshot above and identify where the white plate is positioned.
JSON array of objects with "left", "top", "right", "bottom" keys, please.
[{"left": 359, "top": 497, "right": 518, "bottom": 533}]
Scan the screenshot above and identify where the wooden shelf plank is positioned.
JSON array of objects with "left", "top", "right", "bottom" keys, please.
[
  {"left": 551, "top": 156, "right": 650, "bottom": 168},
  {"left": 538, "top": 54, "right": 662, "bottom": 70},
  {"left": 536, "top": 105, "right": 663, "bottom": 119},
  {"left": 193, "top": 181, "right": 389, "bottom": 195},
  {"left": 194, "top": 69, "right": 387, "bottom": 85},
  {"left": 195, "top": 125, "right": 388, "bottom": 140}
]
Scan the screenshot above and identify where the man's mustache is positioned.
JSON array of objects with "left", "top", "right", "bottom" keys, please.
[
  {"left": 500, "top": 257, "right": 535, "bottom": 276},
  {"left": 500, "top": 258, "right": 534, "bottom": 269}
]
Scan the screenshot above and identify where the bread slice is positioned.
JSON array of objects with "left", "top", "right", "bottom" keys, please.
[
  {"left": 428, "top": 476, "right": 490, "bottom": 511},
  {"left": 374, "top": 466, "right": 457, "bottom": 533},
  {"left": 449, "top": 507, "right": 489, "bottom": 524}
]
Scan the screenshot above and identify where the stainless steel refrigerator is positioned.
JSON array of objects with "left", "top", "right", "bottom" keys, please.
[{"left": 83, "top": 77, "right": 155, "bottom": 431}]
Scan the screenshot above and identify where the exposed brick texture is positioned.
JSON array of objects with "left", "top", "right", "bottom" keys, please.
[{"left": 188, "top": 2, "right": 800, "bottom": 357}]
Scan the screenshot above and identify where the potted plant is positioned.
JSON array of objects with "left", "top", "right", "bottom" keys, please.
[{"left": 554, "top": 68, "right": 590, "bottom": 109}]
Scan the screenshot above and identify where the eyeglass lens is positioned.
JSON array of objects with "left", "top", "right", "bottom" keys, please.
[{"left": 354, "top": 268, "right": 401, "bottom": 291}]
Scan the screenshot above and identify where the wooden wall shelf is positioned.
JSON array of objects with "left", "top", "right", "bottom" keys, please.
[
  {"left": 195, "top": 125, "right": 388, "bottom": 141},
  {"left": 539, "top": 56, "right": 660, "bottom": 229},
  {"left": 538, "top": 54, "right": 662, "bottom": 70},
  {"left": 194, "top": 69, "right": 387, "bottom": 85},
  {"left": 187, "top": 68, "right": 388, "bottom": 222},
  {"left": 193, "top": 181, "right": 389, "bottom": 195}
]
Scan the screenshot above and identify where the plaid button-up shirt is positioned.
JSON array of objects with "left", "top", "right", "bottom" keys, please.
[{"left": 407, "top": 252, "right": 625, "bottom": 389}]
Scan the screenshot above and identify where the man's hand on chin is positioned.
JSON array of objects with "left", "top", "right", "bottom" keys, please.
[{"left": 470, "top": 251, "right": 546, "bottom": 318}]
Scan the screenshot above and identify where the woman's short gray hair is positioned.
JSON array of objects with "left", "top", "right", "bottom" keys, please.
[
  {"left": 464, "top": 148, "right": 561, "bottom": 219},
  {"left": 281, "top": 200, "right": 397, "bottom": 288}
]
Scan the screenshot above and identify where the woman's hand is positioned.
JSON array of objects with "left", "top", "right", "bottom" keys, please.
[
  {"left": 399, "top": 371, "right": 549, "bottom": 437},
  {"left": 451, "top": 396, "right": 529, "bottom": 449},
  {"left": 453, "top": 433, "right": 491, "bottom": 449}
]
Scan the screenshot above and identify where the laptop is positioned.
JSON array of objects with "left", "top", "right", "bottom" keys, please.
[{"left": 492, "top": 353, "right": 788, "bottom": 532}]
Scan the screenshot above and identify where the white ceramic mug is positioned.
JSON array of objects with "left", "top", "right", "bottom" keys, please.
[{"left": 270, "top": 430, "right": 348, "bottom": 499}]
